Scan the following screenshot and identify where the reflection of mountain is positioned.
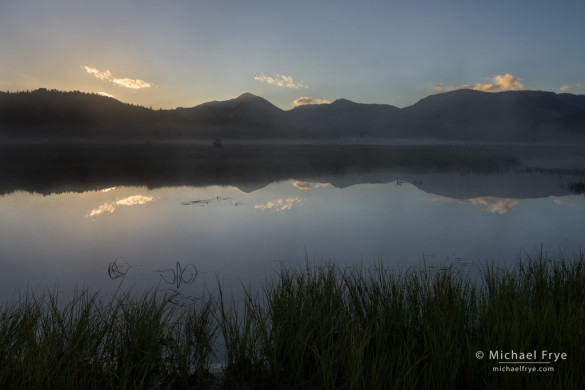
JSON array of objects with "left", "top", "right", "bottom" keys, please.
[
  {"left": 1, "top": 143, "right": 584, "bottom": 199},
  {"left": 2, "top": 88, "right": 585, "bottom": 142}
]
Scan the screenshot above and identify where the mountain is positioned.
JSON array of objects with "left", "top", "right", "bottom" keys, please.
[
  {"left": 286, "top": 99, "right": 400, "bottom": 138},
  {"left": 0, "top": 88, "right": 156, "bottom": 138},
  {"left": 1, "top": 88, "right": 585, "bottom": 142},
  {"left": 399, "top": 89, "right": 585, "bottom": 141}
]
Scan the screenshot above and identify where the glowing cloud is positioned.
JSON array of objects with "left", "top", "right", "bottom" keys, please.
[
  {"left": 293, "top": 97, "right": 330, "bottom": 106},
  {"left": 88, "top": 195, "right": 154, "bottom": 217},
  {"left": 112, "top": 78, "right": 152, "bottom": 89},
  {"left": 84, "top": 66, "right": 111, "bottom": 81},
  {"left": 98, "top": 91, "right": 115, "bottom": 98},
  {"left": 83, "top": 65, "right": 152, "bottom": 89},
  {"left": 433, "top": 73, "right": 524, "bottom": 93},
  {"left": 254, "top": 198, "right": 305, "bottom": 211},
  {"left": 559, "top": 85, "right": 571, "bottom": 92},
  {"left": 293, "top": 181, "right": 329, "bottom": 190},
  {"left": 254, "top": 73, "right": 307, "bottom": 89},
  {"left": 577, "top": 84, "right": 584, "bottom": 89}
]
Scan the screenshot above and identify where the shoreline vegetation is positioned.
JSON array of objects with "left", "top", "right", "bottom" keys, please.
[{"left": 2, "top": 250, "right": 585, "bottom": 389}]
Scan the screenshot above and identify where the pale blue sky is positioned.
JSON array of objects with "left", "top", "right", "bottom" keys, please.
[{"left": 1, "top": 0, "right": 584, "bottom": 109}]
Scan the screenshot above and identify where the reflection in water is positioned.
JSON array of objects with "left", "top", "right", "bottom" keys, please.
[
  {"left": 107, "top": 257, "right": 130, "bottom": 279},
  {"left": 432, "top": 196, "right": 519, "bottom": 214},
  {"left": 553, "top": 198, "right": 578, "bottom": 206},
  {"left": 157, "top": 261, "right": 198, "bottom": 289},
  {"left": 468, "top": 198, "right": 519, "bottom": 214},
  {"left": 255, "top": 197, "right": 306, "bottom": 211},
  {"left": 88, "top": 195, "right": 154, "bottom": 217},
  {"left": 293, "top": 181, "right": 329, "bottom": 190}
]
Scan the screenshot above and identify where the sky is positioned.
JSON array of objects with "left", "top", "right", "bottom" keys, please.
[{"left": 1, "top": 0, "right": 584, "bottom": 110}]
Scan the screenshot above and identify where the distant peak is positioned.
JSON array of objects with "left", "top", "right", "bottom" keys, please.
[
  {"left": 236, "top": 92, "right": 259, "bottom": 100},
  {"left": 331, "top": 98, "right": 356, "bottom": 105}
]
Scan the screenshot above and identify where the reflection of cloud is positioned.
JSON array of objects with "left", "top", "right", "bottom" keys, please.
[
  {"left": 293, "top": 181, "right": 329, "bottom": 190},
  {"left": 88, "top": 195, "right": 154, "bottom": 217},
  {"left": 433, "top": 73, "right": 524, "bottom": 93},
  {"left": 255, "top": 197, "right": 305, "bottom": 211},
  {"left": 293, "top": 96, "right": 330, "bottom": 106},
  {"left": 553, "top": 198, "right": 576, "bottom": 206},
  {"left": 83, "top": 65, "right": 152, "bottom": 89},
  {"left": 254, "top": 73, "right": 306, "bottom": 89},
  {"left": 431, "top": 196, "right": 519, "bottom": 214},
  {"left": 468, "top": 197, "right": 518, "bottom": 214}
]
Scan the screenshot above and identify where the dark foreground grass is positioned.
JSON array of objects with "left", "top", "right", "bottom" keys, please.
[{"left": 2, "top": 250, "right": 585, "bottom": 389}]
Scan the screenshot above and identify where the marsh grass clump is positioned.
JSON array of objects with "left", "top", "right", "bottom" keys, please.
[
  {"left": 0, "top": 288, "right": 217, "bottom": 390},
  {"left": 2, "top": 250, "right": 585, "bottom": 389},
  {"left": 216, "top": 252, "right": 585, "bottom": 389}
]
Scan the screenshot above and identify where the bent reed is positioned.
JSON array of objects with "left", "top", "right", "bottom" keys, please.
[{"left": 2, "top": 250, "right": 585, "bottom": 389}]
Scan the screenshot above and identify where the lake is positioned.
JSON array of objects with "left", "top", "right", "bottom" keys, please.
[{"left": 1, "top": 143, "right": 584, "bottom": 300}]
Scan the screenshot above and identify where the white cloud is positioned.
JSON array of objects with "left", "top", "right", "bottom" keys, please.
[
  {"left": 293, "top": 96, "right": 313, "bottom": 105},
  {"left": 83, "top": 65, "right": 152, "bottom": 89},
  {"left": 293, "top": 96, "right": 330, "bottom": 106},
  {"left": 254, "top": 73, "right": 307, "bottom": 89},
  {"left": 84, "top": 66, "right": 112, "bottom": 81},
  {"left": 98, "top": 91, "right": 115, "bottom": 98},
  {"left": 112, "top": 77, "right": 152, "bottom": 89},
  {"left": 88, "top": 195, "right": 154, "bottom": 217},
  {"left": 433, "top": 73, "right": 524, "bottom": 93}
]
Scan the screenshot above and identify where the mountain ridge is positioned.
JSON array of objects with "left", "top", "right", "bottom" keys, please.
[{"left": 1, "top": 88, "right": 584, "bottom": 142}]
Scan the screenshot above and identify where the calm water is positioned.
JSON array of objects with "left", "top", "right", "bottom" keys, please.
[{"left": 2, "top": 164, "right": 585, "bottom": 300}]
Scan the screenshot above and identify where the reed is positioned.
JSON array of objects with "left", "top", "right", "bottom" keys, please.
[{"left": 1, "top": 249, "right": 585, "bottom": 388}]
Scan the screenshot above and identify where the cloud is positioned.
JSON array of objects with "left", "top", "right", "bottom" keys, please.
[
  {"left": 293, "top": 97, "right": 330, "bottom": 106},
  {"left": 111, "top": 78, "right": 152, "bottom": 89},
  {"left": 88, "top": 195, "right": 154, "bottom": 217},
  {"left": 577, "top": 84, "right": 584, "bottom": 89},
  {"left": 98, "top": 91, "right": 115, "bottom": 98},
  {"left": 254, "top": 73, "right": 306, "bottom": 89},
  {"left": 84, "top": 66, "right": 112, "bottom": 81},
  {"left": 433, "top": 73, "right": 524, "bottom": 93},
  {"left": 83, "top": 65, "right": 151, "bottom": 89},
  {"left": 294, "top": 96, "right": 313, "bottom": 105},
  {"left": 559, "top": 85, "right": 571, "bottom": 92},
  {"left": 254, "top": 198, "right": 305, "bottom": 211}
]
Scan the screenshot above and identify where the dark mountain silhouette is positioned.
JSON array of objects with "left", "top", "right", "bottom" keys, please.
[
  {"left": 399, "top": 89, "right": 585, "bottom": 141},
  {"left": 1, "top": 88, "right": 585, "bottom": 142},
  {"left": 285, "top": 99, "right": 400, "bottom": 138}
]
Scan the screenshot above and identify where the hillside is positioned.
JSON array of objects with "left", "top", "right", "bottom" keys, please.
[{"left": 1, "top": 88, "right": 585, "bottom": 142}]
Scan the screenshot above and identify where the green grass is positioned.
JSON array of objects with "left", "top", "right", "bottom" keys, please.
[{"left": 2, "top": 250, "right": 585, "bottom": 389}]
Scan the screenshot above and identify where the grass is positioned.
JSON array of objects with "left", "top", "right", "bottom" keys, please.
[{"left": 2, "top": 250, "right": 585, "bottom": 389}]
